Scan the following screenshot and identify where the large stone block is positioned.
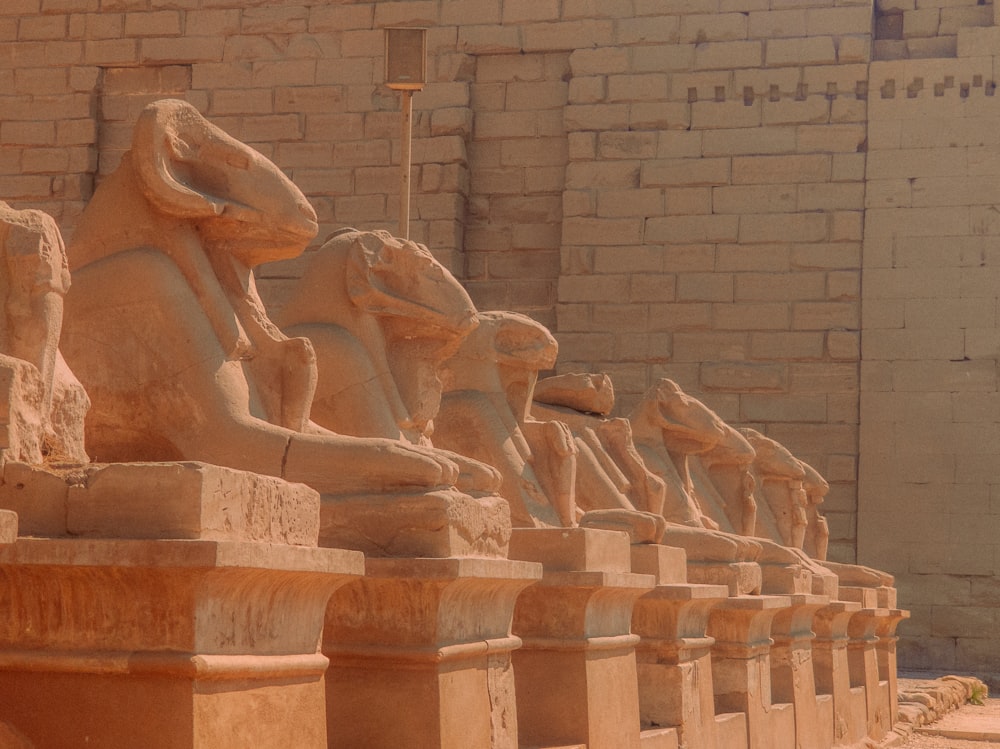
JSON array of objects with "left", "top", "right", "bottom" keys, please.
[
  {"left": 0, "top": 537, "right": 362, "bottom": 748},
  {"left": 324, "top": 556, "right": 541, "bottom": 749},
  {"left": 0, "top": 461, "right": 322, "bottom": 546},
  {"left": 320, "top": 489, "right": 511, "bottom": 559}
]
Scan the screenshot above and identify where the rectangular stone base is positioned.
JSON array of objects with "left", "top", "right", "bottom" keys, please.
[
  {"left": 759, "top": 561, "right": 813, "bottom": 595},
  {"left": 0, "top": 508, "right": 14, "bottom": 544},
  {"left": 320, "top": 489, "right": 511, "bottom": 558},
  {"left": 640, "top": 726, "right": 679, "bottom": 748},
  {"left": 515, "top": 642, "right": 645, "bottom": 749},
  {"left": 0, "top": 537, "right": 362, "bottom": 748},
  {"left": 687, "top": 560, "right": 761, "bottom": 596},
  {"left": 510, "top": 527, "right": 655, "bottom": 749},
  {"left": 817, "top": 694, "right": 835, "bottom": 749},
  {"left": 0, "top": 461, "right": 321, "bottom": 545},
  {"left": 715, "top": 712, "right": 749, "bottom": 749},
  {"left": 324, "top": 556, "right": 541, "bottom": 749},
  {"left": 0, "top": 655, "right": 329, "bottom": 748},
  {"left": 633, "top": 581, "right": 729, "bottom": 749},
  {"left": 631, "top": 543, "right": 687, "bottom": 583},
  {"left": 772, "top": 702, "right": 795, "bottom": 748},
  {"left": 846, "top": 686, "right": 868, "bottom": 745}
]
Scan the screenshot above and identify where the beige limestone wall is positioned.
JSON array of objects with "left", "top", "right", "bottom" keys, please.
[
  {"left": 874, "top": 0, "right": 993, "bottom": 60},
  {"left": 552, "top": 1, "right": 871, "bottom": 564},
  {"left": 3, "top": 0, "right": 1000, "bottom": 681},
  {"left": 0, "top": 0, "right": 476, "bottom": 273},
  {"left": 860, "top": 51, "right": 1000, "bottom": 684}
]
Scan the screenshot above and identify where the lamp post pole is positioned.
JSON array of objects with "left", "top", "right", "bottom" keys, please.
[
  {"left": 384, "top": 27, "right": 427, "bottom": 242},
  {"left": 400, "top": 89, "right": 413, "bottom": 239}
]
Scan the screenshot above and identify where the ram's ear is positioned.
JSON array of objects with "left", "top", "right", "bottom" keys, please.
[{"left": 131, "top": 99, "right": 226, "bottom": 219}]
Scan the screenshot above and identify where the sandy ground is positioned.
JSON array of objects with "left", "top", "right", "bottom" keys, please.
[
  {"left": 896, "top": 697, "right": 1000, "bottom": 748},
  {"left": 901, "top": 735, "right": 1000, "bottom": 748}
]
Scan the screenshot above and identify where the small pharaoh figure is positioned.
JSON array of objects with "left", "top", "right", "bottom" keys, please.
[
  {"left": 801, "top": 461, "right": 831, "bottom": 561},
  {"left": 739, "top": 468, "right": 759, "bottom": 538},
  {"left": 789, "top": 479, "right": 809, "bottom": 550}
]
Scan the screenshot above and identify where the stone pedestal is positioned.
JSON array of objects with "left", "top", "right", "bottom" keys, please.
[
  {"left": 847, "top": 608, "right": 890, "bottom": 741},
  {"left": 874, "top": 609, "right": 909, "bottom": 728},
  {"left": 812, "top": 601, "right": 863, "bottom": 746},
  {"left": 319, "top": 489, "right": 512, "bottom": 559},
  {"left": 770, "top": 594, "right": 830, "bottom": 749},
  {"left": 0, "top": 508, "right": 14, "bottom": 543},
  {"left": 322, "top": 556, "right": 541, "bottom": 749},
  {"left": 0, "top": 460, "right": 324, "bottom": 545},
  {"left": 687, "top": 560, "right": 762, "bottom": 596},
  {"left": 708, "top": 595, "right": 793, "bottom": 749},
  {"left": 508, "top": 527, "right": 656, "bottom": 749},
  {"left": 0, "top": 537, "right": 362, "bottom": 748},
  {"left": 758, "top": 560, "right": 812, "bottom": 597},
  {"left": 631, "top": 544, "right": 729, "bottom": 749}
]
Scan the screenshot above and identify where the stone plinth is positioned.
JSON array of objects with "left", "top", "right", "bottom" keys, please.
[
  {"left": 319, "top": 489, "right": 511, "bottom": 559},
  {"left": 631, "top": 550, "right": 729, "bottom": 749},
  {"left": 758, "top": 560, "right": 813, "bottom": 596},
  {"left": 812, "top": 601, "right": 863, "bottom": 746},
  {"left": 322, "top": 556, "right": 541, "bottom": 749},
  {"left": 847, "top": 608, "right": 891, "bottom": 742},
  {"left": 0, "top": 509, "right": 14, "bottom": 544},
  {"left": 508, "top": 527, "right": 656, "bottom": 749},
  {"left": 874, "top": 609, "right": 909, "bottom": 728},
  {"left": 770, "top": 594, "right": 831, "bottom": 749},
  {"left": 0, "top": 460, "right": 321, "bottom": 544},
  {"left": 0, "top": 537, "right": 362, "bottom": 748},
  {"left": 686, "top": 560, "right": 762, "bottom": 597},
  {"left": 708, "top": 595, "right": 793, "bottom": 749}
]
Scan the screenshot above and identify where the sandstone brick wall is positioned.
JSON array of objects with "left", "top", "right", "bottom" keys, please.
[
  {"left": 875, "top": 0, "right": 994, "bottom": 60},
  {"left": 551, "top": 0, "right": 871, "bottom": 563},
  {"left": 4, "top": 0, "right": 1000, "bottom": 681},
  {"left": 860, "top": 52, "right": 1000, "bottom": 683}
]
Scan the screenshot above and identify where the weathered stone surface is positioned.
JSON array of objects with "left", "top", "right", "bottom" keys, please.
[
  {"left": 319, "top": 489, "right": 512, "bottom": 558},
  {"left": 62, "top": 99, "right": 464, "bottom": 500},
  {"left": 436, "top": 310, "right": 569, "bottom": 528},
  {"left": 0, "top": 537, "right": 362, "bottom": 749},
  {"left": 0, "top": 202, "right": 89, "bottom": 467},
  {"left": 324, "top": 556, "right": 541, "bottom": 749},
  {"left": 65, "top": 462, "right": 321, "bottom": 545},
  {"left": 533, "top": 372, "right": 616, "bottom": 415},
  {"left": 276, "top": 228, "right": 478, "bottom": 445},
  {"left": 0, "top": 509, "right": 15, "bottom": 545}
]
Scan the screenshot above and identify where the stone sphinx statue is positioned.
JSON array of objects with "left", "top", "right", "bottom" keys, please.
[
  {"left": 626, "top": 378, "right": 728, "bottom": 529},
  {"left": 275, "top": 228, "right": 475, "bottom": 444},
  {"left": 690, "top": 422, "right": 759, "bottom": 536},
  {"left": 60, "top": 99, "right": 477, "bottom": 500},
  {"left": 527, "top": 373, "right": 668, "bottom": 541},
  {"left": 435, "top": 310, "right": 666, "bottom": 541},
  {"left": 739, "top": 428, "right": 831, "bottom": 558},
  {"left": 435, "top": 310, "right": 574, "bottom": 528},
  {"left": 272, "top": 227, "right": 500, "bottom": 493},
  {"left": 0, "top": 201, "right": 88, "bottom": 466},
  {"left": 533, "top": 377, "right": 765, "bottom": 581}
]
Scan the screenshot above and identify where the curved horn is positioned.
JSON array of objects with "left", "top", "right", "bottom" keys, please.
[
  {"left": 490, "top": 311, "right": 559, "bottom": 370},
  {"left": 131, "top": 99, "right": 225, "bottom": 219}
]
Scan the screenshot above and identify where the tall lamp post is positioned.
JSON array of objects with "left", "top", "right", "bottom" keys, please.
[{"left": 384, "top": 27, "right": 427, "bottom": 240}]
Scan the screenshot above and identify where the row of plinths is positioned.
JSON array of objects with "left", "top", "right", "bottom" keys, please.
[{"left": 0, "top": 465, "right": 907, "bottom": 749}]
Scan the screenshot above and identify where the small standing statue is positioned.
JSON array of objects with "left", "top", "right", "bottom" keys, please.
[{"left": 0, "top": 201, "right": 89, "bottom": 466}]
